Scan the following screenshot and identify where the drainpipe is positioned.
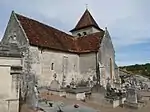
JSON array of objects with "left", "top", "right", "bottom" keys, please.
[{"left": 110, "top": 58, "right": 113, "bottom": 80}]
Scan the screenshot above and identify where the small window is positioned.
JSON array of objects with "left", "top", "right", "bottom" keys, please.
[
  {"left": 77, "top": 33, "right": 81, "bottom": 37},
  {"left": 83, "top": 32, "right": 87, "bottom": 36},
  {"left": 51, "top": 63, "right": 54, "bottom": 70}
]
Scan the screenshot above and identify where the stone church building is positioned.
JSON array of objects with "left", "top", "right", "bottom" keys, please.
[{"left": 1, "top": 9, "right": 118, "bottom": 88}]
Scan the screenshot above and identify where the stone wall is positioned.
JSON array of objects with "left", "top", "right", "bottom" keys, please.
[
  {"left": 28, "top": 31, "right": 116, "bottom": 88},
  {"left": 29, "top": 46, "right": 80, "bottom": 86},
  {"left": 0, "top": 57, "right": 21, "bottom": 66},
  {"left": 0, "top": 66, "right": 11, "bottom": 112},
  {"left": 79, "top": 53, "right": 96, "bottom": 81},
  {"left": 0, "top": 57, "right": 22, "bottom": 112},
  {"left": 98, "top": 29, "right": 115, "bottom": 87},
  {"left": 1, "top": 11, "right": 28, "bottom": 47},
  {"left": 29, "top": 46, "right": 98, "bottom": 87}
]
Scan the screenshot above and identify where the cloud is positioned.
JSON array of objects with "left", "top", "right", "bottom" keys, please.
[
  {"left": 109, "top": 14, "right": 150, "bottom": 49},
  {"left": 117, "top": 60, "right": 147, "bottom": 66}
]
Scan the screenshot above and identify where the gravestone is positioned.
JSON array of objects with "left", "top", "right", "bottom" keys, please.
[
  {"left": 124, "top": 87, "right": 146, "bottom": 109},
  {"left": 106, "top": 82, "right": 111, "bottom": 92},
  {"left": 50, "top": 80, "right": 60, "bottom": 91},
  {"left": 126, "top": 88, "right": 137, "bottom": 104},
  {"left": 50, "top": 73, "right": 60, "bottom": 91}
]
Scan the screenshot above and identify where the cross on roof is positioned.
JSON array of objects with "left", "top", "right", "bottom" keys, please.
[{"left": 86, "top": 4, "right": 88, "bottom": 9}]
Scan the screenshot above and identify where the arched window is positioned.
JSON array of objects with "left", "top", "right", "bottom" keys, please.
[
  {"left": 78, "top": 33, "right": 81, "bottom": 36},
  {"left": 51, "top": 63, "right": 54, "bottom": 70}
]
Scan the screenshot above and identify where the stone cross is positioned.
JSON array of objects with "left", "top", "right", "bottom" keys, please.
[
  {"left": 53, "top": 73, "right": 57, "bottom": 80},
  {"left": 85, "top": 4, "right": 88, "bottom": 9},
  {"left": 70, "top": 78, "right": 76, "bottom": 88},
  {"left": 107, "top": 77, "right": 110, "bottom": 83}
]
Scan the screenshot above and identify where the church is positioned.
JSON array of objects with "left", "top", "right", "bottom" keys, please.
[{"left": 1, "top": 9, "right": 118, "bottom": 88}]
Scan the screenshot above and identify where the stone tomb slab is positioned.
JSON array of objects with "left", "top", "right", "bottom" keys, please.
[{"left": 65, "top": 87, "right": 91, "bottom": 101}]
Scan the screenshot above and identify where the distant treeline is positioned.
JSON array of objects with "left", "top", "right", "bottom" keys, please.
[{"left": 119, "top": 63, "right": 150, "bottom": 77}]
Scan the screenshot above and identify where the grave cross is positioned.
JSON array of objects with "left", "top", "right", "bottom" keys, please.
[{"left": 107, "top": 77, "right": 110, "bottom": 83}]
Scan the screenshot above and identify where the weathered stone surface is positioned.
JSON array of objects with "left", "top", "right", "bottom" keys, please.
[
  {"left": 98, "top": 28, "right": 116, "bottom": 88},
  {"left": 0, "top": 61, "right": 21, "bottom": 112},
  {"left": 50, "top": 80, "right": 60, "bottom": 91},
  {"left": 126, "top": 88, "right": 138, "bottom": 104}
]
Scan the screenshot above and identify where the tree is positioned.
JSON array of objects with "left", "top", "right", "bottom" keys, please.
[{"left": 119, "top": 63, "right": 150, "bottom": 77}]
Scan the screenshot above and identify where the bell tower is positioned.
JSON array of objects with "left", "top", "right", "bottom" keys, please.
[{"left": 70, "top": 9, "right": 103, "bottom": 37}]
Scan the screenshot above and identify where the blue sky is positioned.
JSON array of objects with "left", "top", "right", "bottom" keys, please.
[{"left": 0, "top": 0, "right": 150, "bottom": 66}]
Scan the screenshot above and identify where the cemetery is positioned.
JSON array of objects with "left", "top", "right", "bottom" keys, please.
[{"left": 23, "top": 72, "right": 149, "bottom": 112}]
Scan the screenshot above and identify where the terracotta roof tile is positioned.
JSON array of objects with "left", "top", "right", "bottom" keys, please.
[
  {"left": 15, "top": 13, "right": 104, "bottom": 53},
  {"left": 70, "top": 9, "right": 103, "bottom": 32},
  {"left": 75, "top": 32, "right": 104, "bottom": 53}
]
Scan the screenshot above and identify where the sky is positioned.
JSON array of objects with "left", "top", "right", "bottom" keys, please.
[{"left": 0, "top": 0, "right": 150, "bottom": 66}]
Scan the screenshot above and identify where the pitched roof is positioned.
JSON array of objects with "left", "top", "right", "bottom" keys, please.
[
  {"left": 70, "top": 9, "right": 103, "bottom": 32},
  {"left": 15, "top": 12, "right": 104, "bottom": 53},
  {"left": 75, "top": 32, "right": 104, "bottom": 53}
]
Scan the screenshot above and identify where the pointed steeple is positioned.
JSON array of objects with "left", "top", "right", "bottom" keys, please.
[{"left": 70, "top": 9, "right": 102, "bottom": 32}]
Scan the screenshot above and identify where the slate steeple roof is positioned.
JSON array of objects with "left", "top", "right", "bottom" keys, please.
[{"left": 70, "top": 9, "right": 103, "bottom": 32}]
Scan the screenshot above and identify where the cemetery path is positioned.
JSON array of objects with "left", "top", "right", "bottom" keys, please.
[
  {"left": 40, "top": 91, "right": 150, "bottom": 112},
  {"left": 20, "top": 91, "right": 150, "bottom": 112}
]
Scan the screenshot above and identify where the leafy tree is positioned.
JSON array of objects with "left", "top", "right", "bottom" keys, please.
[{"left": 119, "top": 63, "right": 150, "bottom": 77}]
